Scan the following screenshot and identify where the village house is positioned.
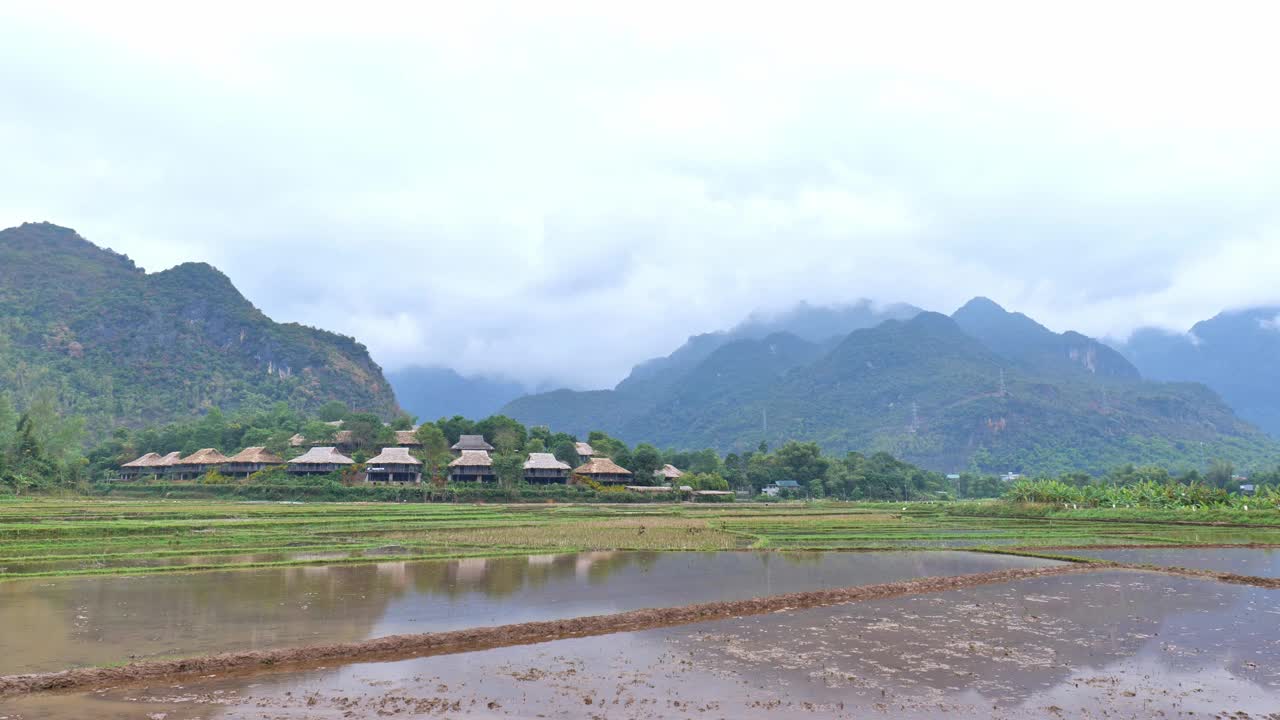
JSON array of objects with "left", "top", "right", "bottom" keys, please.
[
  {"left": 451, "top": 434, "right": 495, "bottom": 456},
  {"left": 449, "top": 450, "right": 495, "bottom": 483},
  {"left": 572, "top": 457, "right": 633, "bottom": 485},
  {"left": 365, "top": 447, "right": 422, "bottom": 483},
  {"left": 523, "top": 452, "right": 571, "bottom": 484},
  {"left": 223, "top": 446, "right": 284, "bottom": 479},
  {"left": 151, "top": 451, "right": 183, "bottom": 479},
  {"left": 172, "top": 448, "right": 230, "bottom": 480},
  {"left": 287, "top": 446, "right": 355, "bottom": 476},
  {"left": 654, "top": 464, "right": 684, "bottom": 484},
  {"left": 574, "top": 442, "right": 595, "bottom": 465},
  {"left": 119, "top": 452, "right": 161, "bottom": 481},
  {"left": 394, "top": 429, "right": 422, "bottom": 449},
  {"left": 762, "top": 479, "right": 801, "bottom": 497}
]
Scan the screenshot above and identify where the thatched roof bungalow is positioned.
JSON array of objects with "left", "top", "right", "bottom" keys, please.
[
  {"left": 655, "top": 464, "right": 684, "bottom": 482},
  {"left": 523, "top": 452, "right": 571, "bottom": 484},
  {"left": 224, "top": 446, "right": 284, "bottom": 479},
  {"left": 449, "top": 450, "right": 495, "bottom": 483},
  {"left": 150, "top": 451, "right": 183, "bottom": 478},
  {"left": 287, "top": 446, "right": 355, "bottom": 476},
  {"left": 173, "top": 448, "right": 230, "bottom": 480},
  {"left": 366, "top": 447, "right": 422, "bottom": 483},
  {"left": 394, "top": 430, "right": 422, "bottom": 448},
  {"left": 574, "top": 442, "right": 595, "bottom": 464},
  {"left": 119, "top": 452, "right": 161, "bottom": 480},
  {"left": 572, "top": 457, "right": 633, "bottom": 485},
  {"left": 451, "top": 434, "right": 494, "bottom": 455}
]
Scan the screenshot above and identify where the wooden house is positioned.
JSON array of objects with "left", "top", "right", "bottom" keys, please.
[
  {"left": 223, "top": 446, "right": 284, "bottom": 479},
  {"left": 394, "top": 430, "right": 422, "bottom": 449},
  {"left": 572, "top": 457, "right": 633, "bottom": 485},
  {"left": 451, "top": 434, "right": 494, "bottom": 456},
  {"left": 119, "top": 452, "right": 161, "bottom": 481},
  {"left": 287, "top": 446, "right": 355, "bottom": 476},
  {"left": 151, "top": 451, "right": 183, "bottom": 479},
  {"left": 365, "top": 447, "right": 422, "bottom": 483},
  {"left": 449, "top": 450, "right": 495, "bottom": 483},
  {"left": 523, "top": 452, "right": 571, "bottom": 484},
  {"left": 574, "top": 442, "right": 595, "bottom": 465},
  {"left": 173, "top": 448, "right": 230, "bottom": 480},
  {"left": 654, "top": 464, "right": 684, "bottom": 484}
]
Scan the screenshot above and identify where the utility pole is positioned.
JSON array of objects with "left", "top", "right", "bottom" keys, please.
[
  {"left": 909, "top": 401, "right": 920, "bottom": 434},
  {"left": 998, "top": 369, "right": 1007, "bottom": 396}
]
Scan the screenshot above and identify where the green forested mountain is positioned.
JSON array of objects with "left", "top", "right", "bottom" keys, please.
[
  {"left": 0, "top": 222, "right": 400, "bottom": 436},
  {"left": 506, "top": 302, "right": 1280, "bottom": 474}
]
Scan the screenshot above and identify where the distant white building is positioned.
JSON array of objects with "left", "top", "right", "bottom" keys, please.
[{"left": 1000, "top": 472, "right": 1023, "bottom": 483}]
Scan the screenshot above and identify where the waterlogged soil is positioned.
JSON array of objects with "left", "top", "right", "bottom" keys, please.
[
  {"left": 1087, "top": 546, "right": 1280, "bottom": 577},
  {"left": 0, "top": 550, "right": 1052, "bottom": 674},
  {"left": 8, "top": 571, "right": 1277, "bottom": 719}
]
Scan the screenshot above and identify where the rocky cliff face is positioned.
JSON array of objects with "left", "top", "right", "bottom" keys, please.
[{"left": 0, "top": 222, "right": 400, "bottom": 434}]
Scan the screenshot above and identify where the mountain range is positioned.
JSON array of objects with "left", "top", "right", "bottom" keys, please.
[
  {"left": 504, "top": 297, "right": 1280, "bottom": 474},
  {"left": 0, "top": 223, "right": 400, "bottom": 434}
]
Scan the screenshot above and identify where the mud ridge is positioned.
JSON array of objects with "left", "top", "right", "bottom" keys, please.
[{"left": 4, "top": 561, "right": 1277, "bottom": 699}]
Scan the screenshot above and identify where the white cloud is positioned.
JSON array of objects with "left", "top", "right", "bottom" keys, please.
[{"left": 2, "top": 1, "right": 1280, "bottom": 387}]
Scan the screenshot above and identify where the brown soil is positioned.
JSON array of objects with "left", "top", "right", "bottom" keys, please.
[{"left": 3, "top": 560, "right": 1276, "bottom": 699}]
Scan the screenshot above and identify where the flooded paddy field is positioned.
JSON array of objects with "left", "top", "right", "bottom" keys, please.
[
  {"left": 7, "top": 570, "right": 1277, "bottom": 719},
  {"left": 1086, "top": 546, "right": 1280, "bottom": 577},
  {"left": 0, "top": 550, "right": 1054, "bottom": 675}
]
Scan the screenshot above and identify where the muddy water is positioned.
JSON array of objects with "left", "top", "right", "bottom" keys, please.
[
  {"left": 8, "top": 570, "right": 1276, "bottom": 719},
  {"left": 1086, "top": 546, "right": 1280, "bottom": 577},
  {"left": 0, "top": 550, "right": 1052, "bottom": 675}
]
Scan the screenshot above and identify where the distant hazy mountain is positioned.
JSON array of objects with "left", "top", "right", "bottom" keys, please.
[
  {"left": 505, "top": 299, "right": 921, "bottom": 434},
  {"left": 387, "top": 366, "right": 526, "bottom": 422},
  {"left": 1118, "top": 307, "right": 1280, "bottom": 436},
  {"left": 506, "top": 298, "right": 1279, "bottom": 474},
  {"left": 952, "top": 297, "right": 1140, "bottom": 380},
  {"left": 0, "top": 222, "right": 400, "bottom": 434}
]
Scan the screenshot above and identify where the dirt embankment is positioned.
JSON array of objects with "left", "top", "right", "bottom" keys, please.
[{"left": 2, "top": 561, "right": 1276, "bottom": 699}]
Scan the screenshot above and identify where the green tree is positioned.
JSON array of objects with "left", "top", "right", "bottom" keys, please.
[
  {"left": 1206, "top": 459, "right": 1235, "bottom": 489},
  {"left": 318, "top": 401, "right": 349, "bottom": 422},
  {"left": 491, "top": 452, "right": 525, "bottom": 488},
  {"left": 552, "top": 439, "right": 579, "bottom": 468},
  {"left": 414, "top": 424, "right": 452, "bottom": 483},
  {"left": 630, "top": 443, "right": 662, "bottom": 484}
]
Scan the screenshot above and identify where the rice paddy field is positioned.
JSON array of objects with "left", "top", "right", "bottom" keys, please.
[
  {"left": 4, "top": 497, "right": 1280, "bottom": 718},
  {"left": 4, "top": 498, "right": 1280, "bottom": 580}
]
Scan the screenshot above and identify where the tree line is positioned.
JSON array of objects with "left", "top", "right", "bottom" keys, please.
[{"left": 4, "top": 392, "right": 1276, "bottom": 501}]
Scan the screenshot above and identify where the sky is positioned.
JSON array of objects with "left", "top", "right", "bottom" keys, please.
[{"left": 3, "top": 1, "right": 1280, "bottom": 389}]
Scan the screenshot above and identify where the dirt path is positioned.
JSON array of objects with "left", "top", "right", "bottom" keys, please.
[{"left": 2, "top": 560, "right": 1276, "bottom": 699}]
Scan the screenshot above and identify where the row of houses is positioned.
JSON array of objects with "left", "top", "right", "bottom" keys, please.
[{"left": 118, "top": 435, "right": 685, "bottom": 487}]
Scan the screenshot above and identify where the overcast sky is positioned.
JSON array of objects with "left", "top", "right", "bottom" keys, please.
[{"left": 3, "top": 1, "right": 1279, "bottom": 389}]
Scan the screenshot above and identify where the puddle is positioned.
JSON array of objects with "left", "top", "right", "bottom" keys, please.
[
  {"left": 1086, "top": 546, "right": 1280, "bottom": 577},
  {"left": 0, "top": 550, "right": 1052, "bottom": 675},
  {"left": 8, "top": 570, "right": 1276, "bottom": 718}
]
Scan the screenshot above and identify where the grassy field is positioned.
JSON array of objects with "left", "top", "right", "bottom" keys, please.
[{"left": 3, "top": 497, "right": 1280, "bottom": 581}]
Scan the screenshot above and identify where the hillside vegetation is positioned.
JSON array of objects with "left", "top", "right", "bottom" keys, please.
[{"left": 0, "top": 223, "right": 400, "bottom": 437}]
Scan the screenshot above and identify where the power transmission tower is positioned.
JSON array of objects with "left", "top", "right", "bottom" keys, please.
[{"left": 998, "top": 369, "right": 1007, "bottom": 396}]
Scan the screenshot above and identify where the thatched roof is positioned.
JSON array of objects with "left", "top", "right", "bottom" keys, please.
[
  {"left": 625, "top": 485, "right": 675, "bottom": 493},
  {"left": 152, "top": 451, "right": 183, "bottom": 468},
  {"left": 121, "top": 452, "right": 161, "bottom": 468},
  {"left": 333, "top": 430, "right": 353, "bottom": 445},
  {"left": 575, "top": 442, "right": 594, "bottom": 456},
  {"left": 452, "top": 435, "right": 494, "bottom": 452},
  {"left": 450, "top": 450, "right": 493, "bottom": 468},
  {"left": 288, "top": 446, "right": 355, "bottom": 465},
  {"left": 656, "top": 464, "right": 684, "bottom": 479},
  {"left": 176, "top": 448, "right": 230, "bottom": 466},
  {"left": 394, "top": 430, "right": 421, "bottom": 446},
  {"left": 288, "top": 433, "right": 306, "bottom": 447},
  {"left": 573, "top": 457, "right": 632, "bottom": 476},
  {"left": 524, "top": 452, "right": 570, "bottom": 471},
  {"left": 226, "top": 446, "right": 283, "bottom": 464},
  {"left": 367, "top": 447, "right": 422, "bottom": 466},
  {"left": 324, "top": 420, "right": 344, "bottom": 427}
]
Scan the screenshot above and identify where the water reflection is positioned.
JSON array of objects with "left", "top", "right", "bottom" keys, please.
[
  {"left": 1086, "top": 546, "right": 1280, "bottom": 577},
  {"left": 0, "top": 550, "right": 1051, "bottom": 675}
]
